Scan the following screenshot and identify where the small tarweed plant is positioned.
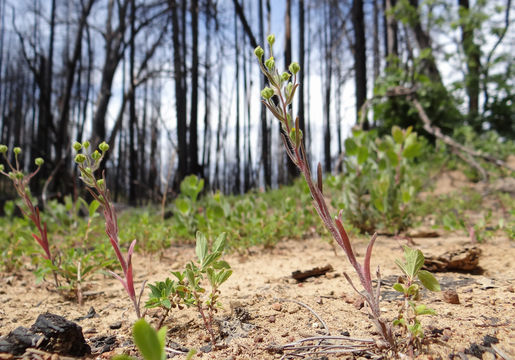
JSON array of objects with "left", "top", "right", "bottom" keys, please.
[
  {"left": 255, "top": 36, "right": 395, "bottom": 347},
  {"left": 74, "top": 140, "right": 145, "bottom": 318},
  {"left": 393, "top": 246, "right": 440, "bottom": 349},
  {"left": 146, "top": 232, "right": 232, "bottom": 345}
]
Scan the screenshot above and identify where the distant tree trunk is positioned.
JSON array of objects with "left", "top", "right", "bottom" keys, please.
[
  {"left": 128, "top": 0, "right": 137, "bottom": 205},
  {"left": 148, "top": 81, "right": 159, "bottom": 201},
  {"left": 384, "top": 0, "right": 398, "bottom": 61},
  {"left": 373, "top": 0, "right": 380, "bottom": 83},
  {"left": 458, "top": 0, "right": 480, "bottom": 118},
  {"left": 283, "top": 0, "right": 297, "bottom": 183},
  {"left": 258, "top": 0, "right": 271, "bottom": 188},
  {"left": 201, "top": 0, "right": 213, "bottom": 181},
  {"left": 234, "top": 7, "right": 241, "bottom": 193},
  {"left": 170, "top": 0, "right": 188, "bottom": 182},
  {"left": 407, "top": 0, "right": 442, "bottom": 84},
  {"left": 189, "top": 0, "right": 201, "bottom": 176},
  {"left": 323, "top": 2, "right": 332, "bottom": 173},
  {"left": 352, "top": 0, "right": 367, "bottom": 128}
]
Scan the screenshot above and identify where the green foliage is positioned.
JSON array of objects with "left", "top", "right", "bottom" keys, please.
[
  {"left": 334, "top": 126, "right": 425, "bottom": 234},
  {"left": 393, "top": 246, "right": 440, "bottom": 346},
  {"left": 146, "top": 232, "right": 232, "bottom": 345},
  {"left": 112, "top": 319, "right": 167, "bottom": 360}
]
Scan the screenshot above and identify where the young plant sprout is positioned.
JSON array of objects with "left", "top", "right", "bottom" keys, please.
[
  {"left": 74, "top": 140, "right": 145, "bottom": 318},
  {"left": 255, "top": 36, "right": 395, "bottom": 347}
]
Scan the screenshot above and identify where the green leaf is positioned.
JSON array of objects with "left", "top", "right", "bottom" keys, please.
[
  {"left": 88, "top": 200, "right": 100, "bottom": 218},
  {"left": 175, "top": 198, "right": 190, "bottom": 214},
  {"left": 403, "top": 245, "right": 424, "bottom": 277},
  {"left": 414, "top": 304, "right": 437, "bottom": 316},
  {"left": 402, "top": 190, "right": 412, "bottom": 204},
  {"left": 374, "top": 198, "right": 385, "bottom": 213},
  {"left": 212, "top": 260, "right": 230, "bottom": 269},
  {"left": 395, "top": 259, "right": 408, "bottom": 276},
  {"left": 212, "top": 233, "right": 226, "bottom": 253},
  {"left": 345, "top": 138, "right": 358, "bottom": 155},
  {"left": 392, "top": 126, "right": 404, "bottom": 144},
  {"left": 195, "top": 232, "right": 208, "bottom": 262},
  {"left": 417, "top": 270, "right": 441, "bottom": 292},
  {"left": 392, "top": 283, "right": 405, "bottom": 293},
  {"left": 402, "top": 142, "right": 422, "bottom": 159},
  {"left": 156, "top": 326, "right": 167, "bottom": 352},
  {"left": 133, "top": 319, "right": 165, "bottom": 360},
  {"left": 386, "top": 149, "right": 398, "bottom": 166},
  {"left": 357, "top": 146, "right": 369, "bottom": 165},
  {"left": 217, "top": 269, "right": 233, "bottom": 284}
]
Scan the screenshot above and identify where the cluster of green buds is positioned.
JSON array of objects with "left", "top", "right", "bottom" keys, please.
[
  {"left": 0, "top": 144, "right": 44, "bottom": 183},
  {"left": 254, "top": 34, "right": 303, "bottom": 149},
  {"left": 73, "top": 141, "right": 109, "bottom": 191}
]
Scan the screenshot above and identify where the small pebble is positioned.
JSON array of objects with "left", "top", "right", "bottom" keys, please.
[
  {"left": 254, "top": 335, "right": 264, "bottom": 343},
  {"left": 109, "top": 322, "right": 122, "bottom": 330},
  {"left": 443, "top": 289, "right": 460, "bottom": 304},
  {"left": 268, "top": 315, "right": 276, "bottom": 323},
  {"left": 272, "top": 303, "right": 282, "bottom": 311}
]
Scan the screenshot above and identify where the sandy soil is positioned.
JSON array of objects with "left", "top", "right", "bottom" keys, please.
[{"left": 0, "top": 174, "right": 514, "bottom": 359}]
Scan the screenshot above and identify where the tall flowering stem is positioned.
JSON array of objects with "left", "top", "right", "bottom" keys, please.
[
  {"left": 255, "top": 37, "right": 395, "bottom": 347},
  {"left": 74, "top": 141, "right": 143, "bottom": 318},
  {"left": 0, "top": 146, "right": 58, "bottom": 287}
]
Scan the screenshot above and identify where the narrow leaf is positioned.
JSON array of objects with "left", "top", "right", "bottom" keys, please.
[{"left": 133, "top": 319, "right": 163, "bottom": 360}]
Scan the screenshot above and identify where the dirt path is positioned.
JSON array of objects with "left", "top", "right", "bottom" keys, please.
[{"left": 1, "top": 229, "right": 514, "bottom": 359}]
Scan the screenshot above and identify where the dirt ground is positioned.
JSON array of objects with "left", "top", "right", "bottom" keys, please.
[{"left": 0, "top": 173, "right": 514, "bottom": 359}]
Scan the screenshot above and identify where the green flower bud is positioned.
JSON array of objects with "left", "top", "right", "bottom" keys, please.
[
  {"left": 73, "top": 142, "right": 82, "bottom": 151},
  {"left": 289, "top": 127, "right": 303, "bottom": 147},
  {"left": 281, "top": 72, "right": 291, "bottom": 82},
  {"left": 289, "top": 62, "right": 300, "bottom": 75},
  {"left": 254, "top": 46, "right": 264, "bottom": 59},
  {"left": 0, "top": 164, "right": 4, "bottom": 172},
  {"left": 261, "top": 87, "right": 275, "bottom": 100},
  {"left": 8, "top": 172, "right": 16, "bottom": 180},
  {"left": 99, "top": 141, "right": 109, "bottom": 152},
  {"left": 35, "top": 158, "right": 44, "bottom": 166},
  {"left": 91, "top": 150, "right": 101, "bottom": 161},
  {"left": 85, "top": 167, "right": 92, "bottom": 174},
  {"left": 96, "top": 179, "right": 105, "bottom": 188},
  {"left": 75, "top": 154, "right": 87, "bottom": 163},
  {"left": 267, "top": 34, "right": 275, "bottom": 46},
  {"left": 83, "top": 140, "right": 90, "bottom": 149},
  {"left": 0, "top": 145, "right": 7, "bottom": 154},
  {"left": 285, "top": 82, "right": 293, "bottom": 98},
  {"left": 265, "top": 57, "right": 275, "bottom": 71},
  {"left": 15, "top": 172, "right": 24, "bottom": 179},
  {"left": 13, "top": 147, "right": 21, "bottom": 155}
]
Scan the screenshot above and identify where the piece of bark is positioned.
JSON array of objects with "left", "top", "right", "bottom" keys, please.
[
  {"left": 0, "top": 327, "right": 42, "bottom": 355},
  {"left": 0, "top": 313, "right": 91, "bottom": 356},
  {"left": 292, "top": 265, "right": 334, "bottom": 282},
  {"left": 423, "top": 247, "right": 481, "bottom": 272},
  {"left": 30, "top": 312, "right": 91, "bottom": 356}
]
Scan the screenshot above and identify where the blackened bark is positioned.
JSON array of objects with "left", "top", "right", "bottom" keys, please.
[
  {"left": 352, "top": 0, "right": 367, "bottom": 128},
  {"left": 189, "top": 0, "right": 201, "bottom": 176}
]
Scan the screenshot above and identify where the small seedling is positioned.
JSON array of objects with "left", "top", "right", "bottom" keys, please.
[
  {"left": 393, "top": 246, "right": 440, "bottom": 349},
  {"left": 146, "top": 232, "right": 232, "bottom": 345},
  {"left": 74, "top": 140, "right": 145, "bottom": 318}
]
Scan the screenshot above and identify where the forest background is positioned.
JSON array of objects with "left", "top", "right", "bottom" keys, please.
[{"left": 0, "top": 0, "right": 513, "bottom": 205}]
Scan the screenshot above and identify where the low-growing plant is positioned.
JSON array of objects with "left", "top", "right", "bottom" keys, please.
[
  {"left": 74, "top": 140, "right": 145, "bottom": 318},
  {"left": 146, "top": 232, "right": 232, "bottom": 345},
  {"left": 393, "top": 246, "right": 440, "bottom": 350},
  {"left": 0, "top": 145, "right": 58, "bottom": 286},
  {"left": 338, "top": 126, "right": 424, "bottom": 234},
  {"left": 255, "top": 35, "right": 395, "bottom": 347}
]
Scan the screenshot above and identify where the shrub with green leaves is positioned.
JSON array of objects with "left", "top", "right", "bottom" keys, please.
[
  {"left": 340, "top": 126, "right": 424, "bottom": 234},
  {"left": 393, "top": 246, "right": 440, "bottom": 348},
  {"left": 146, "top": 232, "right": 232, "bottom": 345}
]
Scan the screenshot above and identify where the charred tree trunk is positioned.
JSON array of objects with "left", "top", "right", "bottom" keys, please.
[
  {"left": 189, "top": 0, "right": 201, "bottom": 176},
  {"left": 352, "top": 0, "right": 367, "bottom": 128}
]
